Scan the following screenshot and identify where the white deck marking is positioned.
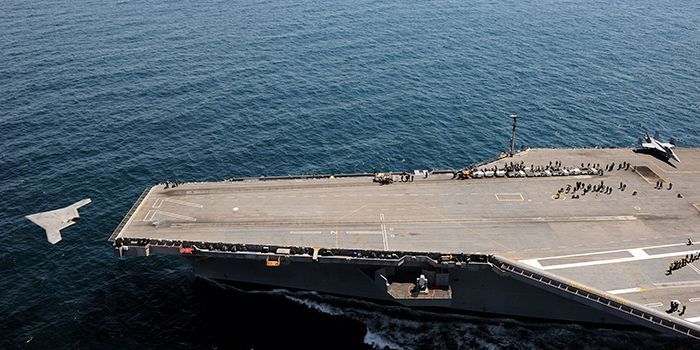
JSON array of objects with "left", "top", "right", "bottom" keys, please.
[
  {"left": 526, "top": 242, "right": 686, "bottom": 262},
  {"left": 152, "top": 198, "right": 163, "bottom": 209},
  {"left": 521, "top": 242, "right": 696, "bottom": 270},
  {"left": 689, "top": 297, "right": 700, "bottom": 303},
  {"left": 289, "top": 231, "right": 323, "bottom": 235},
  {"left": 143, "top": 210, "right": 156, "bottom": 222},
  {"left": 520, "top": 259, "right": 543, "bottom": 269},
  {"left": 536, "top": 249, "right": 700, "bottom": 270},
  {"left": 607, "top": 287, "right": 643, "bottom": 295},
  {"left": 653, "top": 280, "right": 700, "bottom": 289},
  {"left": 163, "top": 198, "right": 203, "bottom": 208},
  {"left": 644, "top": 302, "right": 663, "bottom": 308},
  {"left": 684, "top": 317, "right": 700, "bottom": 323},
  {"left": 629, "top": 249, "right": 648, "bottom": 258},
  {"left": 495, "top": 193, "right": 524, "bottom": 201},
  {"left": 380, "top": 213, "right": 389, "bottom": 251},
  {"left": 346, "top": 231, "right": 382, "bottom": 235},
  {"left": 156, "top": 211, "right": 197, "bottom": 221}
]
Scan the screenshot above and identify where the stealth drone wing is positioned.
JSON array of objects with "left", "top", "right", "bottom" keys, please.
[{"left": 25, "top": 199, "right": 92, "bottom": 244}]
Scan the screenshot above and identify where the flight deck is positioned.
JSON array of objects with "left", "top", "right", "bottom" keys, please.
[{"left": 111, "top": 147, "right": 700, "bottom": 337}]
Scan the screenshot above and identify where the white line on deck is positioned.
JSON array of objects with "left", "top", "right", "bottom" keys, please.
[
  {"left": 520, "top": 259, "right": 543, "bottom": 269},
  {"left": 653, "top": 280, "right": 700, "bottom": 289},
  {"left": 685, "top": 317, "right": 700, "bottom": 323},
  {"left": 380, "top": 213, "right": 389, "bottom": 251},
  {"left": 529, "top": 242, "right": 686, "bottom": 262},
  {"left": 143, "top": 210, "right": 156, "bottom": 221},
  {"left": 521, "top": 242, "right": 695, "bottom": 270},
  {"left": 152, "top": 198, "right": 163, "bottom": 209},
  {"left": 289, "top": 231, "right": 323, "bottom": 235},
  {"left": 346, "top": 231, "right": 383, "bottom": 235},
  {"left": 690, "top": 297, "right": 700, "bottom": 303},
  {"left": 163, "top": 198, "right": 203, "bottom": 208},
  {"left": 629, "top": 249, "right": 648, "bottom": 258},
  {"left": 156, "top": 211, "right": 197, "bottom": 222},
  {"left": 537, "top": 249, "right": 700, "bottom": 270},
  {"left": 607, "top": 287, "right": 643, "bottom": 295},
  {"left": 644, "top": 302, "right": 663, "bottom": 308},
  {"left": 495, "top": 193, "right": 524, "bottom": 202}
]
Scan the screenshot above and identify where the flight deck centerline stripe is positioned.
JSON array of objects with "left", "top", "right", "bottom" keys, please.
[
  {"left": 607, "top": 287, "right": 643, "bottom": 295},
  {"left": 539, "top": 249, "right": 700, "bottom": 270},
  {"left": 685, "top": 317, "right": 700, "bottom": 323},
  {"left": 532, "top": 242, "right": 686, "bottom": 261}
]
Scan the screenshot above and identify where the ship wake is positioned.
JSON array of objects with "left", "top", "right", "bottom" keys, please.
[{"left": 260, "top": 289, "right": 689, "bottom": 350}]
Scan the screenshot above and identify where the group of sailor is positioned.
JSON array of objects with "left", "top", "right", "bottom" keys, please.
[
  {"left": 667, "top": 299, "right": 687, "bottom": 316},
  {"left": 654, "top": 181, "right": 672, "bottom": 190},
  {"left": 161, "top": 179, "right": 181, "bottom": 189},
  {"left": 558, "top": 180, "right": 627, "bottom": 199},
  {"left": 666, "top": 249, "right": 700, "bottom": 275},
  {"left": 605, "top": 161, "right": 631, "bottom": 171}
]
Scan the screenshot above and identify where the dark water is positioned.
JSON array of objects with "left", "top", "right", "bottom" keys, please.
[{"left": 1, "top": 0, "right": 699, "bottom": 348}]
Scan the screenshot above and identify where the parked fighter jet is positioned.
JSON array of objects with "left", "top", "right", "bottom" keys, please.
[{"left": 640, "top": 132, "right": 680, "bottom": 162}]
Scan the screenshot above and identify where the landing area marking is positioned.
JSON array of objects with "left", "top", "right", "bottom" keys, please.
[{"left": 520, "top": 242, "right": 691, "bottom": 270}]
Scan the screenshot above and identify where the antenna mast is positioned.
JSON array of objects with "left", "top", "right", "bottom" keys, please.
[{"left": 509, "top": 113, "right": 518, "bottom": 156}]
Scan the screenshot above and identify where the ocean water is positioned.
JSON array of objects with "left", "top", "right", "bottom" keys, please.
[{"left": 1, "top": 0, "right": 699, "bottom": 348}]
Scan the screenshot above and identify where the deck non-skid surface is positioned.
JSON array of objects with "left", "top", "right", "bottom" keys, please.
[{"left": 116, "top": 148, "right": 700, "bottom": 324}]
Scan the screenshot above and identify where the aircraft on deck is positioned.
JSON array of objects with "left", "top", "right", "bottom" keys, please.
[{"left": 640, "top": 132, "right": 680, "bottom": 162}]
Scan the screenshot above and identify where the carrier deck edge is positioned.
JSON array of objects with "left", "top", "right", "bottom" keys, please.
[{"left": 110, "top": 147, "right": 700, "bottom": 339}]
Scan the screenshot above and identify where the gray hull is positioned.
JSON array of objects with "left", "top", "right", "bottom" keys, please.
[{"left": 189, "top": 256, "right": 630, "bottom": 325}]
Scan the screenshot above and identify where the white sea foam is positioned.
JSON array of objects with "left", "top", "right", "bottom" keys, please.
[{"left": 363, "top": 328, "right": 402, "bottom": 350}]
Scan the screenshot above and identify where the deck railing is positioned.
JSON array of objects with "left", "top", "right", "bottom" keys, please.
[{"left": 490, "top": 255, "right": 700, "bottom": 339}]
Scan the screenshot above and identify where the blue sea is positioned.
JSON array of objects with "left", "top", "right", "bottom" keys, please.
[{"left": 1, "top": 0, "right": 699, "bottom": 348}]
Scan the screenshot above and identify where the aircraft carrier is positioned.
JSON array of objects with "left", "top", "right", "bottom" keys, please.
[{"left": 110, "top": 147, "right": 700, "bottom": 340}]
